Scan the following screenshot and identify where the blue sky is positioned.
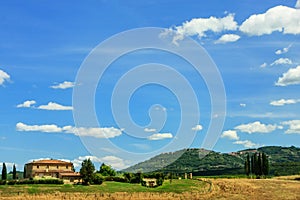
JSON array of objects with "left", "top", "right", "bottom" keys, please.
[{"left": 0, "top": 0, "right": 300, "bottom": 171}]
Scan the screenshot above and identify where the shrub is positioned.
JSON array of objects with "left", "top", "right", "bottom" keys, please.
[
  {"left": 16, "top": 179, "right": 63, "bottom": 184},
  {"left": 92, "top": 174, "right": 103, "bottom": 185},
  {"left": 7, "top": 180, "right": 17, "bottom": 185},
  {"left": 0, "top": 180, "right": 6, "bottom": 185}
]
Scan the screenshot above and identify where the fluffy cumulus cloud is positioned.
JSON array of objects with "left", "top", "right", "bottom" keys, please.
[
  {"left": 16, "top": 122, "right": 122, "bottom": 138},
  {"left": 270, "top": 99, "right": 300, "bottom": 106},
  {"left": 144, "top": 128, "right": 156, "bottom": 132},
  {"left": 240, "top": 5, "right": 300, "bottom": 36},
  {"left": 234, "top": 140, "right": 257, "bottom": 148},
  {"left": 0, "top": 69, "right": 10, "bottom": 86},
  {"left": 234, "top": 121, "right": 278, "bottom": 134},
  {"left": 17, "top": 100, "right": 36, "bottom": 108},
  {"left": 191, "top": 124, "right": 203, "bottom": 131},
  {"left": 37, "top": 102, "right": 73, "bottom": 111},
  {"left": 275, "top": 44, "right": 292, "bottom": 55},
  {"left": 215, "top": 34, "right": 240, "bottom": 44},
  {"left": 221, "top": 130, "right": 239, "bottom": 140},
  {"left": 63, "top": 126, "right": 122, "bottom": 138},
  {"left": 270, "top": 58, "right": 293, "bottom": 66},
  {"left": 16, "top": 122, "right": 62, "bottom": 133},
  {"left": 50, "top": 81, "right": 75, "bottom": 89},
  {"left": 281, "top": 120, "right": 300, "bottom": 134},
  {"left": 165, "top": 14, "right": 238, "bottom": 44},
  {"left": 72, "top": 155, "right": 128, "bottom": 169},
  {"left": 276, "top": 65, "right": 300, "bottom": 86},
  {"left": 147, "top": 133, "right": 173, "bottom": 140}
]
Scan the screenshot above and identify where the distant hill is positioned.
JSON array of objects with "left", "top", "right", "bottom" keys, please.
[{"left": 124, "top": 146, "right": 300, "bottom": 176}]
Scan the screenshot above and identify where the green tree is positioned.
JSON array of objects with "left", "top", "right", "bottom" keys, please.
[
  {"left": 1, "top": 163, "right": 7, "bottom": 180},
  {"left": 99, "top": 163, "right": 116, "bottom": 176},
  {"left": 258, "top": 153, "right": 262, "bottom": 176},
  {"left": 262, "top": 153, "right": 269, "bottom": 176},
  {"left": 244, "top": 154, "right": 250, "bottom": 176},
  {"left": 80, "top": 158, "right": 95, "bottom": 185},
  {"left": 12, "top": 164, "right": 17, "bottom": 179},
  {"left": 23, "top": 166, "right": 26, "bottom": 179}
]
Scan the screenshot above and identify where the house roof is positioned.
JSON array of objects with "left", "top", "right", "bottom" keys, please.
[{"left": 27, "top": 159, "right": 72, "bottom": 165}]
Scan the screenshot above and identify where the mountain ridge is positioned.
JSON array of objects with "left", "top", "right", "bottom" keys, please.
[{"left": 124, "top": 146, "right": 300, "bottom": 176}]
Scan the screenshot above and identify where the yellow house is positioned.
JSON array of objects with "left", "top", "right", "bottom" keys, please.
[{"left": 24, "top": 159, "right": 81, "bottom": 183}]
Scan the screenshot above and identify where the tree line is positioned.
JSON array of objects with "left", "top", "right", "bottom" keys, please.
[
  {"left": 244, "top": 152, "right": 269, "bottom": 178},
  {"left": 1, "top": 163, "right": 17, "bottom": 180}
]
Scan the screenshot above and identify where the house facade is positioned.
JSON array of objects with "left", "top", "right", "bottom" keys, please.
[{"left": 24, "top": 159, "right": 81, "bottom": 183}]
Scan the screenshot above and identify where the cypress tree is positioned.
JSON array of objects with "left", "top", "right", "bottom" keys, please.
[
  {"left": 12, "top": 164, "right": 17, "bottom": 179},
  {"left": 244, "top": 154, "right": 250, "bottom": 176},
  {"left": 1, "top": 163, "right": 7, "bottom": 180},
  {"left": 23, "top": 166, "right": 26, "bottom": 179},
  {"left": 258, "top": 153, "right": 262, "bottom": 176},
  {"left": 262, "top": 153, "right": 269, "bottom": 176}
]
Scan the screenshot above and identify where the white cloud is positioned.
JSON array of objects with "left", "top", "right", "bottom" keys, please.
[
  {"left": 234, "top": 121, "right": 277, "bottom": 133},
  {"left": 281, "top": 120, "right": 300, "bottom": 134},
  {"left": 260, "top": 63, "right": 267, "bottom": 68},
  {"left": 166, "top": 14, "right": 238, "bottom": 44},
  {"left": 72, "top": 155, "right": 128, "bottom": 170},
  {"left": 270, "top": 58, "right": 293, "bottom": 66},
  {"left": 63, "top": 126, "right": 122, "bottom": 138},
  {"left": 240, "top": 103, "right": 246, "bottom": 107},
  {"left": 144, "top": 128, "right": 156, "bottom": 132},
  {"left": 17, "top": 100, "right": 36, "bottom": 108},
  {"left": 147, "top": 133, "right": 173, "bottom": 140},
  {"left": 276, "top": 65, "right": 300, "bottom": 86},
  {"left": 270, "top": 99, "right": 300, "bottom": 106},
  {"left": 275, "top": 44, "right": 292, "bottom": 55},
  {"left": 215, "top": 34, "right": 240, "bottom": 44},
  {"left": 221, "top": 130, "right": 239, "bottom": 140},
  {"left": 191, "top": 124, "right": 203, "bottom": 131},
  {"left": 234, "top": 140, "right": 257, "bottom": 148},
  {"left": 296, "top": 0, "right": 300, "bottom": 8},
  {"left": 16, "top": 122, "right": 62, "bottom": 133},
  {"left": 0, "top": 69, "right": 10, "bottom": 86},
  {"left": 240, "top": 5, "right": 300, "bottom": 36},
  {"left": 50, "top": 81, "right": 75, "bottom": 89},
  {"left": 16, "top": 122, "right": 122, "bottom": 138},
  {"left": 38, "top": 102, "right": 73, "bottom": 111}
]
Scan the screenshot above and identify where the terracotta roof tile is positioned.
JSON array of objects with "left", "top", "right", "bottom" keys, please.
[{"left": 28, "top": 159, "right": 72, "bottom": 165}]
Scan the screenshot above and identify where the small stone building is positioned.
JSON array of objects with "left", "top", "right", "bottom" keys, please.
[{"left": 24, "top": 159, "right": 81, "bottom": 183}]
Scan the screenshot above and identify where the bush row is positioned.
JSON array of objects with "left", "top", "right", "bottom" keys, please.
[{"left": 0, "top": 179, "right": 64, "bottom": 185}]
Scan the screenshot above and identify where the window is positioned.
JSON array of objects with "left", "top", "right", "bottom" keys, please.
[
  {"left": 37, "top": 165, "right": 39, "bottom": 169},
  {"left": 57, "top": 165, "right": 59, "bottom": 169},
  {"left": 66, "top": 165, "right": 68, "bottom": 169},
  {"left": 46, "top": 165, "right": 49, "bottom": 169}
]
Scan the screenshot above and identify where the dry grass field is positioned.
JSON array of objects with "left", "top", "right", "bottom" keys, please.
[{"left": 0, "top": 177, "right": 299, "bottom": 200}]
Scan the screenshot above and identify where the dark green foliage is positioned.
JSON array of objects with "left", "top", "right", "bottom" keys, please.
[
  {"left": 23, "top": 166, "right": 26, "bottom": 179},
  {"left": 12, "top": 164, "right": 17, "bottom": 180},
  {"left": 0, "top": 180, "right": 6, "bottom": 185},
  {"left": 1, "top": 163, "right": 7, "bottom": 180},
  {"left": 99, "top": 163, "right": 116, "bottom": 176},
  {"left": 249, "top": 152, "right": 269, "bottom": 177},
  {"left": 92, "top": 174, "right": 103, "bottom": 185},
  {"left": 15, "top": 179, "right": 63, "bottom": 184},
  {"left": 80, "top": 158, "right": 95, "bottom": 185},
  {"left": 262, "top": 153, "right": 269, "bottom": 176},
  {"left": 244, "top": 154, "right": 250, "bottom": 176},
  {"left": 104, "top": 176, "right": 127, "bottom": 182}
]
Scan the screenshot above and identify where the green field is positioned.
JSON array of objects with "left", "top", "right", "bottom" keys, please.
[{"left": 0, "top": 179, "right": 210, "bottom": 196}]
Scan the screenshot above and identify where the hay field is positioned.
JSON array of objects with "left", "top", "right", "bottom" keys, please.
[{"left": 0, "top": 177, "right": 299, "bottom": 200}]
